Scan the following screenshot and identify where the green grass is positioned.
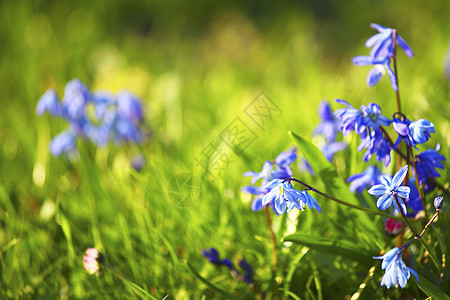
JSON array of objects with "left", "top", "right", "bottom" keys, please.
[{"left": 0, "top": 0, "right": 449, "bottom": 299}]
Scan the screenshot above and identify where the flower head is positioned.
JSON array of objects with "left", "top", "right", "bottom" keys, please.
[
  {"left": 414, "top": 146, "right": 446, "bottom": 186},
  {"left": 405, "top": 179, "right": 423, "bottom": 213},
  {"left": 83, "top": 248, "right": 104, "bottom": 275},
  {"left": 239, "top": 259, "right": 254, "bottom": 285},
  {"left": 374, "top": 247, "right": 418, "bottom": 289},
  {"left": 368, "top": 165, "right": 410, "bottom": 214},
  {"left": 347, "top": 165, "right": 383, "bottom": 194},
  {"left": 334, "top": 99, "right": 365, "bottom": 135},
  {"left": 36, "top": 89, "right": 61, "bottom": 116},
  {"left": 49, "top": 130, "right": 77, "bottom": 157},
  {"left": 314, "top": 101, "right": 340, "bottom": 141},
  {"left": 262, "top": 179, "right": 321, "bottom": 215},
  {"left": 352, "top": 56, "right": 398, "bottom": 90}
]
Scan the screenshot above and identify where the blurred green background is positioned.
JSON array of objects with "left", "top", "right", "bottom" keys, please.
[{"left": 0, "top": 0, "right": 449, "bottom": 298}]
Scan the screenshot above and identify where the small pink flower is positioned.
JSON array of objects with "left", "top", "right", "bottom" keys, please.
[
  {"left": 384, "top": 218, "right": 403, "bottom": 236},
  {"left": 83, "top": 248, "right": 104, "bottom": 275}
]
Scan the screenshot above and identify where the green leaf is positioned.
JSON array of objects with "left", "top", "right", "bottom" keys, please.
[
  {"left": 283, "top": 233, "right": 374, "bottom": 265},
  {"left": 289, "top": 131, "right": 380, "bottom": 238},
  {"left": 415, "top": 274, "right": 450, "bottom": 300}
]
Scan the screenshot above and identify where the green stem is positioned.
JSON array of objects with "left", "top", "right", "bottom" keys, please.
[
  {"left": 393, "top": 194, "right": 419, "bottom": 236},
  {"left": 286, "top": 178, "right": 403, "bottom": 221}
]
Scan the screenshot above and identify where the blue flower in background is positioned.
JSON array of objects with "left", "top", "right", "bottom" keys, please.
[
  {"left": 36, "top": 89, "right": 61, "bottom": 116},
  {"left": 414, "top": 146, "right": 446, "bottom": 186},
  {"left": 36, "top": 79, "right": 146, "bottom": 158},
  {"left": 239, "top": 259, "right": 254, "bottom": 285},
  {"left": 374, "top": 247, "right": 418, "bottom": 289},
  {"left": 321, "top": 141, "right": 347, "bottom": 162},
  {"left": 365, "top": 23, "right": 414, "bottom": 59},
  {"left": 347, "top": 165, "right": 383, "bottom": 194},
  {"left": 49, "top": 130, "right": 77, "bottom": 157},
  {"left": 131, "top": 154, "right": 146, "bottom": 172},
  {"left": 368, "top": 165, "right": 410, "bottom": 214},
  {"left": 117, "top": 90, "right": 144, "bottom": 124},
  {"left": 201, "top": 248, "right": 223, "bottom": 266},
  {"left": 243, "top": 161, "right": 275, "bottom": 185},
  {"left": 314, "top": 101, "right": 340, "bottom": 141},
  {"left": 62, "top": 79, "right": 90, "bottom": 121}
]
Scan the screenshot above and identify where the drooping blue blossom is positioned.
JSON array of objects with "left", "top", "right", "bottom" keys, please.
[
  {"left": 241, "top": 185, "right": 279, "bottom": 214},
  {"left": 365, "top": 23, "right": 414, "bottom": 59},
  {"left": 352, "top": 56, "right": 398, "bottom": 91},
  {"left": 414, "top": 146, "right": 446, "bottom": 186},
  {"left": 358, "top": 130, "right": 392, "bottom": 166},
  {"left": 262, "top": 179, "right": 321, "bottom": 215},
  {"left": 49, "top": 130, "right": 77, "bottom": 157},
  {"left": 353, "top": 24, "right": 413, "bottom": 91},
  {"left": 313, "top": 101, "right": 340, "bottom": 141},
  {"left": 36, "top": 89, "right": 61, "bottom": 116},
  {"left": 368, "top": 165, "right": 410, "bottom": 214},
  {"left": 360, "top": 103, "right": 392, "bottom": 131},
  {"left": 347, "top": 165, "right": 383, "bottom": 194},
  {"left": 239, "top": 259, "right": 254, "bottom": 285},
  {"left": 409, "top": 119, "right": 435, "bottom": 146},
  {"left": 393, "top": 117, "right": 435, "bottom": 150},
  {"left": 374, "top": 247, "right": 418, "bottom": 289}
]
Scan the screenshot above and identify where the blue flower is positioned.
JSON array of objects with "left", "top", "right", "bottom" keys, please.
[
  {"left": 49, "top": 130, "right": 77, "bottom": 157},
  {"left": 61, "top": 79, "right": 90, "bottom": 121},
  {"left": 243, "top": 161, "right": 274, "bottom": 185},
  {"left": 321, "top": 141, "right": 347, "bottom": 162},
  {"left": 334, "top": 99, "right": 365, "bottom": 135},
  {"left": 313, "top": 101, "right": 340, "bottom": 141},
  {"left": 358, "top": 130, "right": 392, "bottom": 166},
  {"left": 117, "top": 90, "right": 144, "bottom": 124},
  {"left": 368, "top": 165, "right": 410, "bottom": 214},
  {"left": 365, "top": 23, "right": 414, "bottom": 60},
  {"left": 414, "top": 146, "right": 446, "bottom": 186},
  {"left": 352, "top": 56, "right": 398, "bottom": 90},
  {"left": 434, "top": 197, "right": 443, "bottom": 210},
  {"left": 239, "top": 259, "right": 254, "bottom": 285},
  {"left": 374, "top": 247, "right": 418, "bottom": 289},
  {"left": 36, "top": 89, "right": 61, "bottom": 116},
  {"left": 131, "top": 154, "right": 146, "bottom": 172},
  {"left": 347, "top": 165, "right": 383, "bottom": 194},
  {"left": 262, "top": 179, "right": 321, "bottom": 214},
  {"left": 409, "top": 119, "right": 435, "bottom": 146},
  {"left": 360, "top": 103, "right": 392, "bottom": 131},
  {"left": 202, "top": 248, "right": 229, "bottom": 267}
]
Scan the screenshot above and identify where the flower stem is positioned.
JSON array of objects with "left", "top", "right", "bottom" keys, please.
[
  {"left": 285, "top": 178, "right": 403, "bottom": 221},
  {"left": 415, "top": 211, "right": 439, "bottom": 240},
  {"left": 392, "top": 30, "right": 402, "bottom": 113},
  {"left": 393, "top": 194, "right": 419, "bottom": 236},
  {"left": 265, "top": 205, "right": 278, "bottom": 273}
]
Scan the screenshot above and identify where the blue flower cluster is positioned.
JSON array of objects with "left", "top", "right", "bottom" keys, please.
[
  {"left": 36, "top": 79, "right": 145, "bottom": 157},
  {"left": 201, "top": 248, "right": 254, "bottom": 285},
  {"left": 334, "top": 99, "right": 392, "bottom": 166},
  {"left": 242, "top": 148, "right": 297, "bottom": 214},
  {"left": 352, "top": 23, "right": 413, "bottom": 91}
]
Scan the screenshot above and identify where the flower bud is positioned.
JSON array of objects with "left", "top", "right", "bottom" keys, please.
[
  {"left": 384, "top": 218, "right": 403, "bottom": 236},
  {"left": 434, "top": 197, "right": 443, "bottom": 210}
]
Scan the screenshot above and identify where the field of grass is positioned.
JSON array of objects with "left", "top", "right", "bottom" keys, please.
[{"left": 0, "top": 0, "right": 449, "bottom": 299}]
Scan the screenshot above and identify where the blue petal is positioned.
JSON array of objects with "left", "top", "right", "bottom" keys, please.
[
  {"left": 352, "top": 56, "right": 373, "bottom": 66},
  {"left": 396, "top": 34, "right": 414, "bottom": 57},
  {"left": 396, "top": 186, "right": 410, "bottom": 199},
  {"left": 377, "top": 193, "right": 392, "bottom": 210},
  {"left": 392, "top": 165, "right": 408, "bottom": 189},
  {"left": 368, "top": 184, "right": 387, "bottom": 196},
  {"left": 367, "top": 65, "right": 385, "bottom": 87}
]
